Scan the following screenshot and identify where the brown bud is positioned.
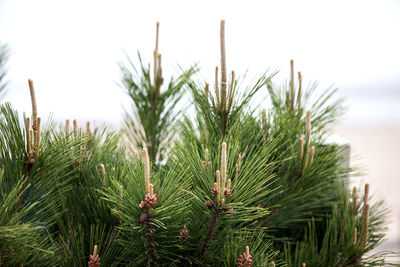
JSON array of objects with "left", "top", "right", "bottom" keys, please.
[
  {"left": 140, "top": 212, "right": 149, "bottom": 223},
  {"left": 28, "top": 158, "right": 35, "bottom": 166},
  {"left": 179, "top": 226, "right": 189, "bottom": 243}
]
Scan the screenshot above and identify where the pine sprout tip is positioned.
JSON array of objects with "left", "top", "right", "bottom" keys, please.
[
  {"left": 93, "top": 245, "right": 98, "bottom": 257},
  {"left": 149, "top": 184, "right": 154, "bottom": 196},
  {"left": 100, "top": 164, "right": 105, "bottom": 177},
  {"left": 309, "top": 146, "right": 315, "bottom": 166},
  {"left": 364, "top": 183, "right": 370, "bottom": 205},
  {"left": 299, "top": 138, "right": 304, "bottom": 162},
  {"left": 142, "top": 147, "right": 150, "bottom": 193},
  {"left": 353, "top": 228, "right": 357, "bottom": 246}
]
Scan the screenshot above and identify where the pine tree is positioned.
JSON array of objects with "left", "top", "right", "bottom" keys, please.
[
  {"left": 120, "top": 22, "right": 197, "bottom": 164},
  {"left": 0, "top": 21, "right": 398, "bottom": 267}
]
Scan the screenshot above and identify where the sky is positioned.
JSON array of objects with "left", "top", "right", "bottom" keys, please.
[{"left": 0, "top": 0, "right": 400, "bottom": 126}]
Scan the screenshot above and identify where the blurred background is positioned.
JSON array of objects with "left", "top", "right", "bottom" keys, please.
[{"left": 0, "top": 0, "right": 399, "bottom": 253}]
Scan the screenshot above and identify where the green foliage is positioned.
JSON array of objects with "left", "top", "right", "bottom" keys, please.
[
  {"left": 184, "top": 71, "right": 276, "bottom": 150},
  {"left": 53, "top": 126, "right": 125, "bottom": 266},
  {"left": 283, "top": 192, "right": 393, "bottom": 266},
  {"left": 120, "top": 25, "right": 197, "bottom": 164},
  {"left": 102, "top": 156, "right": 193, "bottom": 265},
  {"left": 0, "top": 102, "right": 127, "bottom": 265},
  {"left": 172, "top": 50, "right": 398, "bottom": 266},
  {"left": 0, "top": 172, "right": 57, "bottom": 266},
  {"left": 0, "top": 22, "right": 398, "bottom": 267}
]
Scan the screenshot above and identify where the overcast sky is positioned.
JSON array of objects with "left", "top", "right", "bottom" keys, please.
[{"left": 1, "top": 0, "right": 399, "bottom": 126}]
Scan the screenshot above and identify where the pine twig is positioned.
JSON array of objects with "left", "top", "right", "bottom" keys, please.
[
  {"left": 235, "top": 153, "right": 242, "bottom": 179},
  {"left": 216, "top": 170, "right": 221, "bottom": 199},
  {"left": 29, "top": 130, "right": 33, "bottom": 154},
  {"left": 309, "top": 146, "right": 315, "bottom": 166},
  {"left": 285, "top": 90, "right": 290, "bottom": 110},
  {"left": 153, "top": 22, "right": 160, "bottom": 83},
  {"left": 303, "top": 110, "right": 311, "bottom": 171},
  {"left": 155, "top": 22, "right": 159, "bottom": 52},
  {"left": 199, "top": 208, "right": 221, "bottom": 260},
  {"left": 28, "top": 79, "right": 41, "bottom": 158},
  {"left": 143, "top": 147, "right": 150, "bottom": 193},
  {"left": 65, "top": 119, "right": 70, "bottom": 135},
  {"left": 360, "top": 183, "right": 370, "bottom": 250},
  {"left": 364, "top": 183, "right": 369, "bottom": 205},
  {"left": 28, "top": 79, "right": 37, "bottom": 133},
  {"left": 361, "top": 203, "right": 370, "bottom": 250},
  {"left": 290, "top": 60, "right": 295, "bottom": 111},
  {"left": 145, "top": 220, "right": 156, "bottom": 267},
  {"left": 15, "top": 80, "right": 40, "bottom": 213},
  {"left": 353, "top": 228, "right": 357, "bottom": 247},
  {"left": 220, "top": 142, "right": 227, "bottom": 200},
  {"left": 215, "top": 66, "right": 220, "bottom": 105},
  {"left": 220, "top": 20, "right": 227, "bottom": 106},
  {"left": 35, "top": 117, "right": 41, "bottom": 157},
  {"left": 73, "top": 119, "right": 78, "bottom": 139},
  {"left": 86, "top": 121, "right": 91, "bottom": 135},
  {"left": 226, "top": 71, "right": 235, "bottom": 113},
  {"left": 100, "top": 164, "right": 106, "bottom": 187},
  {"left": 297, "top": 71, "right": 302, "bottom": 111},
  {"left": 299, "top": 137, "right": 304, "bottom": 162},
  {"left": 25, "top": 117, "right": 30, "bottom": 154}
]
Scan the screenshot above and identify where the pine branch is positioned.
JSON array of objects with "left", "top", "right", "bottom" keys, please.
[
  {"left": 28, "top": 80, "right": 38, "bottom": 149},
  {"left": 145, "top": 220, "right": 156, "bottom": 266},
  {"left": 220, "top": 20, "right": 227, "bottom": 106},
  {"left": 199, "top": 207, "right": 221, "bottom": 260},
  {"left": 120, "top": 22, "right": 197, "bottom": 164}
]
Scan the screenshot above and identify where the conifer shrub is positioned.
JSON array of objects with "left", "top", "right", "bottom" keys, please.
[{"left": 0, "top": 21, "right": 398, "bottom": 266}]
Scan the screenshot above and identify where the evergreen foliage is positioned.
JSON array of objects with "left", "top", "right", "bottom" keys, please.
[
  {"left": 120, "top": 22, "right": 197, "bottom": 164},
  {"left": 0, "top": 21, "right": 398, "bottom": 267}
]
